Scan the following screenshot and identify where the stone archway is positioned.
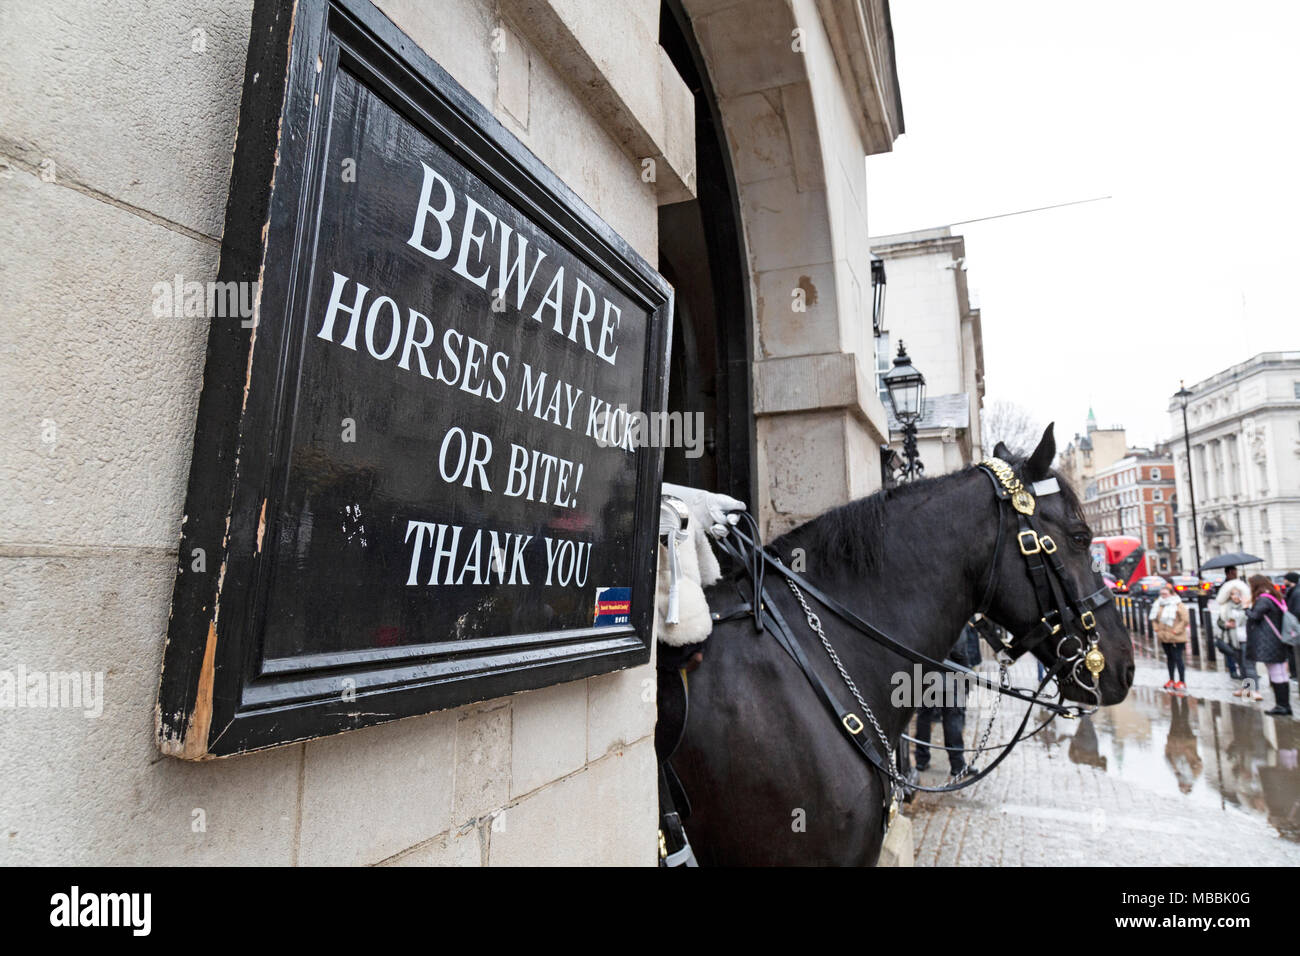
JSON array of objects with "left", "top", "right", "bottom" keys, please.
[{"left": 679, "top": 0, "right": 902, "bottom": 534}]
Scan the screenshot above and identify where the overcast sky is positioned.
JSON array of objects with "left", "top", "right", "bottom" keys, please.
[{"left": 866, "top": 0, "right": 1300, "bottom": 450}]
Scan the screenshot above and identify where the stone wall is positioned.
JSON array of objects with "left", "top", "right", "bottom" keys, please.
[{"left": 683, "top": 0, "right": 893, "bottom": 537}]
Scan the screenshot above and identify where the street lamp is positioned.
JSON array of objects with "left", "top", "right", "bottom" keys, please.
[
  {"left": 1175, "top": 381, "right": 1203, "bottom": 577},
  {"left": 871, "top": 256, "right": 887, "bottom": 335},
  {"left": 884, "top": 341, "right": 926, "bottom": 482}
]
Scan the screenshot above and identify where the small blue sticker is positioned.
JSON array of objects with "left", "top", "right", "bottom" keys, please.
[{"left": 594, "top": 587, "right": 631, "bottom": 626}]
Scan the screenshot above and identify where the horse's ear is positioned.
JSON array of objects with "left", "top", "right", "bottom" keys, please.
[
  {"left": 993, "top": 441, "right": 1013, "bottom": 460},
  {"left": 1025, "top": 422, "right": 1056, "bottom": 480}
]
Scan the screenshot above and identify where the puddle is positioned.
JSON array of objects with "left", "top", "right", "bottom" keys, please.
[{"left": 1037, "top": 683, "right": 1300, "bottom": 841}]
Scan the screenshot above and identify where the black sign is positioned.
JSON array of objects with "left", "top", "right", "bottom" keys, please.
[{"left": 157, "top": 0, "right": 671, "bottom": 757}]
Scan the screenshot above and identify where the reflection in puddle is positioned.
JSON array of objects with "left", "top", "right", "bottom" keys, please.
[{"left": 1039, "top": 687, "right": 1300, "bottom": 841}]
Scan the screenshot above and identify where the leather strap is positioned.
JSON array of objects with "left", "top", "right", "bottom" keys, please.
[{"left": 722, "top": 527, "right": 1078, "bottom": 717}]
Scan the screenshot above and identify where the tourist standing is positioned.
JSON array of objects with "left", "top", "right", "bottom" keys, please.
[
  {"left": 1150, "top": 585, "right": 1190, "bottom": 692},
  {"left": 1219, "top": 567, "right": 1258, "bottom": 698},
  {"left": 1245, "top": 574, "right": 1292, "bottom": 717}
]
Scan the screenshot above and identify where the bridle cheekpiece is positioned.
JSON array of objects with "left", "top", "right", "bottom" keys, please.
[{"left": 978, "top": 457, "right": 1111, "bottom": 700}]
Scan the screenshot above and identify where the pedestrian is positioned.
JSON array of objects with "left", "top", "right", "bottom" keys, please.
[
  {"left": 1149, "top": 584, "right": 1190, "bottom": 692},
  {"left": 914, "top": 621, "right": 980, "bottom": 777},
  {"left": 1285, "top": 571, "right": 1299, "bottom": 680},
  {"left": 1218, "top": 567, "right": 1258, "bottom": 698},
  {"left": 1213, "top": 589, "right": 1245, "bottom": 681},
  {"left": 1245, "top": 574, "right": 1293, "bottom": 717}
]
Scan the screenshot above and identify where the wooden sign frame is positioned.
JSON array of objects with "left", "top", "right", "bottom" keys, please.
[{"left": 156, "top": 0, "right": 671, "bottom": 758}]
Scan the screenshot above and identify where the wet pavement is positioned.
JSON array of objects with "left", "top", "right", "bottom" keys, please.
[{"left": 906, "top": 641, "right": 1300, "bottom": 866}]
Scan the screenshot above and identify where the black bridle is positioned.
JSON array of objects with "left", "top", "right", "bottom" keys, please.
[{"left": 709, "top": 458, "right": 1116, "bottom": 825}]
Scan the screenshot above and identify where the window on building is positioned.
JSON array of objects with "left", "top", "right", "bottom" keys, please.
[
  {"left": 1155, "top": 508, "right": 1166, "bottom": 524},
  {"left": 1294, "top": 381, "right": 1300, "bottom": 400},
  {"left": 1261, "top": 508, "right": 1270, "bottom": 533},
  {"left": 1154, "top": 488, "right": 1162, "bottom": 501},
  {"left": 1150, "top": 467, "right": 1159, "bottom": 480},
  {"left": 1223, "top": 435, "right": 1237, "bottom": 497},
  {"left": 874, "top": 332, "right": 891, "bottom": 407}
]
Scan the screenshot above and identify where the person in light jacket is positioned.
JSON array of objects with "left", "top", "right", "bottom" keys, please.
[
  {"left": 1245, "top": 574, "right": 1292, "bottom": 717},
  {"left": 1150, "top": 585, "right": 1190, "bottom": 692},
  {"left": 1218, "top": 568, "right": 1258, "bottom": 697}
]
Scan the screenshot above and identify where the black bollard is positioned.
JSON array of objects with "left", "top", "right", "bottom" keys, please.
[
  {"left": 1201, "top": 599, "right": 1216, "bottom": 663},
  {"left": 1188, "top": 600, "right": 1200, "bottom": 657}
]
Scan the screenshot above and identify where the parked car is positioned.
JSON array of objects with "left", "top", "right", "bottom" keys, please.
[
  {"left": 1103, "top": 572, "right": 1119, "bottom": 591},
  {"left": 1170, "top": 575, "right": 1210, "bottom": 599},
  {"left": 1131, "top": 575, "right": 1172, "bottom": 596}
]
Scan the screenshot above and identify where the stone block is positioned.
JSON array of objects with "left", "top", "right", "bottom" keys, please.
[
  {"left": 488, "top": 740, "right": 656, "bottom": 865},
  {"left": 587, "top": 663, "right": 656, "bottom": 762},
  {"left": 381, "top": 825, "right": 483, "bottom": 866},
  {"left": 495, "top": 20, "right": 531, "bottom": 127},
  {"left": 509, "top": 677, "right": 587, "bottom": 797},
  {"left": 0, "top": 0, "right": 253, "bottom": 238},
  {"left": 691, "top": 0, "right": 806, "bottom": 98},
  {"left": 723, "top": 90, "right": 794, "bottom": 186},
  {"left": 0, "top": 554, "right": 300, "bottom": 865},
  {"left": 739, "top": 176, "right": 833, "bottom": 273},
  {"left": 374, "top": 0, "right": 497, "bottom": 111},
  {"left": 0, "top": 169, "right": 214, "bottom": 552},
  {"left": 756, "top": 262, "right": 839, "bottom": 358},
  {"left": 298, "top": 709, "right": 457, "bottom": 866},
  {"left": 453, "top": 700, "right": 511, "bottom": 822}
]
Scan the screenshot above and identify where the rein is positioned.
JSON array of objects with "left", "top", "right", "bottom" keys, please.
[{"left": 709, "top": 459, "right": 1115, "bottom": 820}]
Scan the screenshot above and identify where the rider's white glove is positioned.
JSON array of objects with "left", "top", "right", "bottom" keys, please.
[{"left": 661, "top": 482, "right": 746, "bottom": 539}]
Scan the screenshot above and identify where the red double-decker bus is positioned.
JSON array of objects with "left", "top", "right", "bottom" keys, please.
[{"left": 1092, "top": 536, "right": 1148, "bottom": 592}]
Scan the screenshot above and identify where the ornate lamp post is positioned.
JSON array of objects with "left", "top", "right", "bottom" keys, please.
[
  {"left": 884, "top": 341, "right": 926, "bottom": 482},
  {"left": 1175, "top": 381, "right": 1203, "bottom": 577}
]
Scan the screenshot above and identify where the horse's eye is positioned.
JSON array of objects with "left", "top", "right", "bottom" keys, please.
[{"left": 1070, "top": 531, "right": 1091, "bottom": 547}]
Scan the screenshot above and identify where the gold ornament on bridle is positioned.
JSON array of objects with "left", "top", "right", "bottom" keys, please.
[
  {"left": 1084, "top": 645, "right": 1106, "bottom": 678},
  {"left": 979, "top": 457, "right": 1036, "bottom": 515}
]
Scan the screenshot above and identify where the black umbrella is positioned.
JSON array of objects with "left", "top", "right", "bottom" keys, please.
[{"left": 1199, "top": 552, "right": 1264, "bottom": 572}]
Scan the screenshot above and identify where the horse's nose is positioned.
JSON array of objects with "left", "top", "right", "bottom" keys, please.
[{"left": 1123, "top": 661, "right": 1135, "bottom": 689}]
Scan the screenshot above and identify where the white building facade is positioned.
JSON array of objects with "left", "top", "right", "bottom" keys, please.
[
  {"left": 1167, "top": 352, "right": 1300, "bottom": 577},
  {"left": 870, "top": 227, "right": 985, "bottom": 477}
]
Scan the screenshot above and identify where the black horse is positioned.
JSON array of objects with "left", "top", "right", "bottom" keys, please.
[{"left": 666, "top": 424, "right": 1135, "bottom": 866}]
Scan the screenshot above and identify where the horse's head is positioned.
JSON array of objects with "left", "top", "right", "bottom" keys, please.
[{"left": 981, "top": 424, "right": 1134, "bottom": 706}]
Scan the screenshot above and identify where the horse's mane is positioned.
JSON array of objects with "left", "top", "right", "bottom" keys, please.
[{"left": 777, "top": 457, "right": 1087, "bottom": 578}]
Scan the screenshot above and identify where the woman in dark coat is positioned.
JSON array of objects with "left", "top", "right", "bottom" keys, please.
[{"left": 1245, "top": 574, "right": 1292, "bottom": 717}]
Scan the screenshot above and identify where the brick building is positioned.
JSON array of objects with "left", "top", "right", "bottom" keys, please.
[{"left": 1083, "top": 452, "right": 1179, "bottom": 574}]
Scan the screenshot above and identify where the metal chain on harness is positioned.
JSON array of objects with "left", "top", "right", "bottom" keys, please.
[
  {"left": 950, "top": 666, "right": 1006, "bottom": 782},
  {"left": 786, "top": 578, "right": 902, "bottom": 782}
]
